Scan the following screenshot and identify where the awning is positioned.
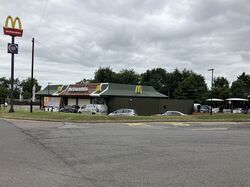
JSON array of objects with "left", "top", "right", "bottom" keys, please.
[
  {"left": 206, "top": 98, "right": 224, "bottom": 102},
  {"left": 226, "top": 98, "right": 248, "bottom": 101}
]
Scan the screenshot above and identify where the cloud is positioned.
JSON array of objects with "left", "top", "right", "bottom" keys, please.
[{"left": 0, "top": 0, "right": 250, "bottom": 88}]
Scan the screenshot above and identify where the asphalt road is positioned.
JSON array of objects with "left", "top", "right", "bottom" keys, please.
[{"left": 1, "top": 119, "right": 250, "bottom": 186}]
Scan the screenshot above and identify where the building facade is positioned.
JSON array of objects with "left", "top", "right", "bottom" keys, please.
[
  {"left": 36, "top": 82, "right": 193, "bottom": 115},
  {"left": 90, "top": 83, "right": 193, "bottom": 115},
  {"left": 59, "top": 83, "right": 99, "bottom": 107}
]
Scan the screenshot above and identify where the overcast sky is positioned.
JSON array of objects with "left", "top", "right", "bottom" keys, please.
[{"left": 0, "top": 0, "right": 250, "bottom": 88}]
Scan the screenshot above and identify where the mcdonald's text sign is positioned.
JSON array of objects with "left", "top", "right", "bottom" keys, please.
[{"left": 3, "top": 16, "right": 23, "bottom": 37}]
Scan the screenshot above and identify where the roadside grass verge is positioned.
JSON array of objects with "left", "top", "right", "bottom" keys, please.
[{"left": 1, "top": 110, "right": 250, "bottom": 122}]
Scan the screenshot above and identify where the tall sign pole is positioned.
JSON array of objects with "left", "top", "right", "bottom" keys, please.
[
  {"left": 9, "top": 36, "right": 15, "bottom": 112},
  {"left": 30, "top": 38, "right": 35, "bottom": 113},
  {"left": 3, "top": 16, "right": 23, "bottom": 113}
]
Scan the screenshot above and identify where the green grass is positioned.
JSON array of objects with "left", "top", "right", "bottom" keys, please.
[{"left": 1, "top": 110, "right": 250, "bottom": 122}]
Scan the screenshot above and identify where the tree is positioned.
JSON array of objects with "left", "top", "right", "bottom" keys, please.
[
  {"left": 94, "top": 67, "right": 117, "bottom": 83},
  {"left": 20, "top": 78, "right": 41, "bottom": 99},
  {"left": 116, "top": 69, "right": 140, "bottom": 84},
  {"left": 211, "top": 77, "right": 230, "bottom": 99},
  {"left": 174, "top": 73, "right": 208, "bottom": 103},
  {"left": 0, "top": 77, "right": 9, "bottom": 104},
  {"left": 230, "top": 72, "right": 250, "bottom": 98},
  {"left": 165, "top": 69, "right": 192, "bottom": 98},
  {"left": 76, "top": 78, "right": 94, "bottom": 84},
  {"left": 140, "top": 68, "right": 168, "bottom": 94},
  {"left": 12, "top": 78, "right": 21, "bottom": 99}
]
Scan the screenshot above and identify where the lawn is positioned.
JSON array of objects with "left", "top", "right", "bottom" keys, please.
[{"left": 1, "top": 110, "right": 250, "bottom": 122}]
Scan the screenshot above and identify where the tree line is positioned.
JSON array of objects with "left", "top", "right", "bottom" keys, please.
[
  {"left": 1, "top": 67, "right": 250, "bottom": 104},
  {"left": 79, "top": 67, "right": 250, "bottom": 103},
  {"left": 0, "top": 77, "right": 41, "bottom": 104}
]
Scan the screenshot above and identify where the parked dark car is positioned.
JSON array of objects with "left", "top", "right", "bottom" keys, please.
[{"left": 60, "top": 105, "right": 79, "bottom": 113}]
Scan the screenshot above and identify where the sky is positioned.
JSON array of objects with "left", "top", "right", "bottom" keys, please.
[{"left": 0, "top": 0, "right": 250, "bottom": 88}]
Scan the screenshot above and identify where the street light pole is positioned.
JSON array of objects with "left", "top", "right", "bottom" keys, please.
[{"left": 208, "top": 69, "right": 214, "bottom": 115}]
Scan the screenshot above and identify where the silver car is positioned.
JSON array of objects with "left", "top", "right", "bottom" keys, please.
[
  {"left": 162, "top": 111, "right": 186, "bottom": 116},
  {"left": 78, "top": 104, "right": 108, "bottom": 115},
  {"left": 109, "top": 109, "right": 137, "bottom": 116}
]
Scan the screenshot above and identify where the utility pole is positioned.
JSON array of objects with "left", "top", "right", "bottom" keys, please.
[{"left": 30, "top": 38, "right": 35, "bottom": 113}]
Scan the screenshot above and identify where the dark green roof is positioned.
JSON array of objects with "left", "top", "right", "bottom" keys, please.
[
  {"left": 97, "top": 83, "right": 167, "bottom": 98},
  {"left": 36, "top": 85, "right": 67, "bottom": 96}
]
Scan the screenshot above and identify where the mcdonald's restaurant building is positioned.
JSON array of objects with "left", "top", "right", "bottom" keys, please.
[
  {"left": 90, "top": 83, "right": 193, "bottom": 115},
  {"left": 36, "top": 83, "right": 193, "bottom": 115}
]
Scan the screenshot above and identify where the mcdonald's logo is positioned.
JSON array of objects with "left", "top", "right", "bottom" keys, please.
[
  {"left": 135, "top": 85, "right": 142, "bottom": 94},
  {"left": 3, "top": 16, "right": 23, "bottom": 37},
  {"left": 95, "top": 84, "right": 102, "bottom": 92},
  {"left": 57, "top": 86, "right": 62, "bottom": 92}
]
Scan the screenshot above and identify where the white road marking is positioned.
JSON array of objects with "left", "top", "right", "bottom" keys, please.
[
  {"left": 127, "top": 123, "right": 152, "bottom": 127},
  {"left": 192, "top": 128, "right": 228, "bottom": 131},
  {"left": 166, "top": 122, "right": 190, "bottom": 127}
]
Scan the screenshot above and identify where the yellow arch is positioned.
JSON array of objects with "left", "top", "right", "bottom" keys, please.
[
  {"left": 135, "top": 85, "right": 142, "bottom": 94},
  {"left": 4, "top": 16, "right": 22, "bottom": 29},
  {"left": 5, "top": 16, "right": 14, "bottom": 28},
  {"left": 96, "top": 84, "right": 102, "bottom": 92},
  {"left": 57, "top": 86, "right": 62, "bottom": 92},
  {"left": 13, "top": 17, "right": 22, "bottom": 30}
]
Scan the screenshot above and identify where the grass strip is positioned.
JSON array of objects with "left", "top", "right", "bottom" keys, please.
[{"left": 1, "top": 110, "right": 250, "bottom": 122}]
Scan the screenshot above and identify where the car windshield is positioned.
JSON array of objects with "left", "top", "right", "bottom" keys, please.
[
  {"left": 81, "top": 105, "right": 86, "bottom": 109},
  {"left": 115, "top": 109, "right": 123, "bottom": 113}
]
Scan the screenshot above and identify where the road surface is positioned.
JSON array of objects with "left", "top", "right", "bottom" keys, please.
[{"left": 1, "top": 119, "right": 250, "bottom": 186}]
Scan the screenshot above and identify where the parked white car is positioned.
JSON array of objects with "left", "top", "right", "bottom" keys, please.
[
  {"left": 78, "top": 104, "right": 108, "bottom": 115},
  {"left": 233, "top": 108, "right": 244, "bottom": 114},
  {"left": 162, "top": 111, "right": 186, "bottom": 116},
  {"left": 212, "top": 108, "right": 220, "bottom": 113},
  {"left": 109, "top": 109, "right": 137, "bottom": 116}
]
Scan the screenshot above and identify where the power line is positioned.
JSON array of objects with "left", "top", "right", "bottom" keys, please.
[{"left": 36, "top": 0, "right": 49, "bottom": 37}]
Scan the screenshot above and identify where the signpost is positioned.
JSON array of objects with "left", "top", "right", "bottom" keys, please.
[{"left": 3, "top": 16, "right": 23, "bottom": 112}]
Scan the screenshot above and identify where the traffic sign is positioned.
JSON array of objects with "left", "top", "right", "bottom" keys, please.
[{"left": 8, "top": 43, "right": 18, "bottom": 54}]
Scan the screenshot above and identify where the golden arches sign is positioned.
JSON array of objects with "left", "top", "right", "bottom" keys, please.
[
  {"left": 135, "top": 85, "right": 142, "bottom": 94},
  {"left": 3, "top": 16, "right": 23, "bottom": 37},
  {"left": 57, "top": 86, "right": 62, "bottom": 92},
  {"left": 95, "top": 84, "right": 102, "bottom": 92}
]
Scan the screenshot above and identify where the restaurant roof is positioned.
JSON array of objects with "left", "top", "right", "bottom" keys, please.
[
  {"left": 36, "top": 85, "right": 67, "bottom": 96},
  {"left": 91, "top": 83, "right": 167, "bottom": 98},
  {"left": 59, "top": 83, "right": 99, "bottom": 96}
]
